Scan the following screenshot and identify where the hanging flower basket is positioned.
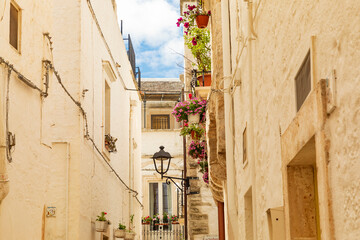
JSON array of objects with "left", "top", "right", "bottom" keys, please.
[
  {"left": 188, "top": 140, "right": 207, "bottom": 160},
  {"left": 172, "top": 98, "right": 207, "bottom": 123},
  {"left": 196, "top": 14, "right": 210, "bottom": 28},
  {"left": 188, "top": 114, "right": 200, "bottom": 124},
  {"left": 95, "top": 221, "right": 108, "bottom": 232}
]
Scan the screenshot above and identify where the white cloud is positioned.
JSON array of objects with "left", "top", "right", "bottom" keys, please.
[{"left": 116, "top": 0, "right": 184, "bottom": 77}]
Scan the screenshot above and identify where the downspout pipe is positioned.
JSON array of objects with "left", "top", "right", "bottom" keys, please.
[
  {"left": 221, "top": 0, "right": 238, "bottom": 238},
  {"left": 0, "top": 69, "right": 10, "bottom": 203},
  {"left": 245, "top": 0, "right": 258, "bottom": 239}
]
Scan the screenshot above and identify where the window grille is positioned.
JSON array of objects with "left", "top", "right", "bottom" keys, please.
[{"left": 151, "top": 115, "right": 170, "bottom": 129}]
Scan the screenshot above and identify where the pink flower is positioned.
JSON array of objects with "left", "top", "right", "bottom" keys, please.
[
  {"left": 188, "top": 5, "right": 196, "bottom": 11},
  {"left": 184, "top": 22, "right": 189, "bottom": 28},
  {"left": 176, "top": 22, "right": 180, "bottom": 27},
  {"left": 184, "top": 31, "right": 188, "bottom": 35},
  {"left": 178, "top": 17, "right": 183, "bottom": 22},
  {"left": 207, "top": 11, "right": 211, "bottom": 16}
]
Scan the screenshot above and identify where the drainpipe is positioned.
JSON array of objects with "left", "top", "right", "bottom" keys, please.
[
  {"left": 0, "top": 69, "right": 9, "bottom": 203},
  {"left": 245, "top": 0, "right": 258, "bottom": 239},
  {"left": 221, "top": 0, "right": 238, "bottom": 238}
]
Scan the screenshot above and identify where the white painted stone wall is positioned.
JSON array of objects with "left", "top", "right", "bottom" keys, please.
[{"left": 0, "top": 0, "right": 142, "bottom": 239}]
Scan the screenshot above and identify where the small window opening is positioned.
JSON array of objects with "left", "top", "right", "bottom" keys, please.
[
  {"left": 9, "top": 2, "right": 20, "bottom": 50},
  {"left": 151, "top": 115, "right": 170, "bottom": 129},
  {"left": 295, "top": 51, "right": 311, "bottom": 111},
  {"left": 243, "top": 127, "right": 247, "bottom": 164}
]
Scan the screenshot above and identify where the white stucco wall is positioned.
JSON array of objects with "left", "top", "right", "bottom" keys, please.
[
  {"left": 219, "top": 0, "right": 360, "bottom": 239},
  {"left": 0, "top": 0, "right": 142, "bottom": 239}
]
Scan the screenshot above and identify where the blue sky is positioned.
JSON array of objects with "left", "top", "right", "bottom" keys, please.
[{"left": 116, "top": 0, "right": 184, "bottom": 78}]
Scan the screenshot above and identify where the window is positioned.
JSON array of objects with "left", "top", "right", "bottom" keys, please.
[
  {"left": 151, "top": 115, "right": 170, "bottom": 129},
  {"left": 105, "top": 81, "right": 111, "bottom": 136},
  {"left": 9, "top": 1, "right": 20, "bottom": 50},
  {"left": 243, "top": 127, "right": 247, "bottom": 164},
  {"left": 149, "top": 183, "right": 159, "bottom": 217},
  {"left": 295, "top": 51, "right": 311, "bottom": 111},
  {"left": 162, "top": 183, "right": 172, "bottom": 214},
  {"left": 149, "top": 182, "right": 172, "bottom": 216}
]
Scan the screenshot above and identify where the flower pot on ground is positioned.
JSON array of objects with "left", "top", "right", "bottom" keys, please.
[
  {"left": 197, "top": 73, "right": 211, "bottom": 87},
  {"left": 196, "top": 14, "right": 209, "bottom": 28}
]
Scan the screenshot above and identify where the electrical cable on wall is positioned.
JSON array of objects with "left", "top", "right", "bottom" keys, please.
[{"left": 0, "top": 57, "right": 144, "bottom": 208}]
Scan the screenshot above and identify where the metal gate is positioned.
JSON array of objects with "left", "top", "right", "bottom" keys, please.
[{"left": 142, "top": 224, "right": 184, "bottom": 240}]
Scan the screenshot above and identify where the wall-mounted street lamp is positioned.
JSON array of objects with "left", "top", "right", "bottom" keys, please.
[{"left": 152, "top": 146, "right": 198, "bottom": 194}]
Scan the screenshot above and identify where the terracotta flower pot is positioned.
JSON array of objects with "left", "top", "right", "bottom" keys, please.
[
  {"left": 95, "top": 221, "right": 108, "bottom": 232},
  {"left": 197, "top": 74, "right": 211, "bottom": 87},
  {"left": 191, "top": 130, "right": 201, "bottom": 140},
  {"left": 196, "top": 15, "right": 209, "bottom": 28},
  {"left": 114, "top": 229, "right": 126, "bottom": 238}
]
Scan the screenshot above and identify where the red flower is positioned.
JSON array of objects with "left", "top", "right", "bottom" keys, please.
[
  {"left": 104, "top": 212, "right": 107, "bottom": 215},
  {"left": 189, "top": 93, "right": 192, "bottom": 99}
]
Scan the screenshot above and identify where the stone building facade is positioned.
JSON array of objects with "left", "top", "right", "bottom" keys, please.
[
  {"left": 140, "top": 78, "right": 184, "bottom": 221},
  {"left": 0, "top": 0, "right": 142, "bottom": 239},
  {"left": 180, "top": 1, "right": 220, "bottom": 239},
  {"left": 205, "top": 0, "right": 360, "bottom": 239}
]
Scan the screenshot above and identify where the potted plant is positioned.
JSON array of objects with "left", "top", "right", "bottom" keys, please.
[
  {"left": 114, "top": 223, "right": 126, "bottom": 238},
  {"left": 105, "top": 134, "right": 117, "bottom": 152},
  {"left": 170, "top": 215, "right": 179, "bottom": 224},
  {"left": 163, "top": 212, "right": 169, "bottom": 230},
  {"left": 142, "top": 216, "right": 152, "bottom": 224},
  {"left": 153, "top": 214, "right": 160, "bottom": 230},
  {"left": 198, "top": 159, "right": 208, "bottom": 174},
  {"left": 95, "top": 211, "right": 110, "bottom": 232},
  {"left": 172, "top": 98, "right": 207, "bottom": 123},
  {"left": 180, "top": 123, "right": 205, "bottom": 140},
  {"left": 188, "top": 140, "right": 207, "bottom": 160},
  {"left": 177, "top": 3, "right": 211, "bottom": 79},
  {"left": 203, "top": 170, "right": 209, "bottom": 184},
  {"left": 177, "top": 2, "right": 211, "bottom": 30}
]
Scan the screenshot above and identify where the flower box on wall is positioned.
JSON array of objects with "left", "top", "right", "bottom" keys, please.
[
  {"left": 114, "top": 229, "right": 126, "bottom": 238},
  {"left": 95, "top": 221, "right": 108, "bottom": 232}
]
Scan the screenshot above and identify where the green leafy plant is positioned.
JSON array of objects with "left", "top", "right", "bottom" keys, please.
[
  {"left": 96, "top": 211, "right": 108, "bottom": 222},
  {"left": 177, "top": 3, "right": 211, "bottom": 71},
  {"left": 118, "top": 223, "right": 126, "bottom": 230},
  {"left": 163, "top": 212, "right": 168, "bottom": 222},
  {"left": 180, "top": 123, "right": 205, "bottom": 139},
  {"left": 184, "top": 27, "right": 211, "bottom": 71}
]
